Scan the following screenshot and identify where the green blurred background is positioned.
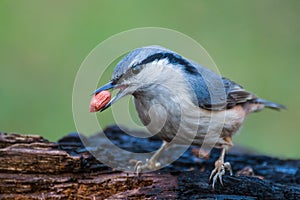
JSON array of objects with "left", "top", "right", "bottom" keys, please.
[{"left": 0, "top": 1, "right": 299, "bottom": 158}]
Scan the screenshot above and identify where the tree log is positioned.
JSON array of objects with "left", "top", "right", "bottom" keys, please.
[{"left": 0, "top": 126, "right": 299, "bottom": 199}]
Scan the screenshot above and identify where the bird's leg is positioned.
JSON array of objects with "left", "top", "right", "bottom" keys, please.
[
  {"left": 209, "top": 147, "right": 233, "bottom": 189},
  {"left": 134, "top": 141, "right": 170, "bottom": 176}
]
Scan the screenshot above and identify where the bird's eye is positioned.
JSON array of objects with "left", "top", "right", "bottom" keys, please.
[{"left": 131, "top": 65, "right": 142, "bottom": 74}]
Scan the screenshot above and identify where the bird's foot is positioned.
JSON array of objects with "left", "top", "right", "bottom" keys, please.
[
  {"left": 133, "top": 159, "right": 161, "bottom": 176},
  {"left": 209, "top": 159, "right": 233, "bottom": 189},
  {"left": 132, "top": 141, "right": 170, "bottom": 176}
]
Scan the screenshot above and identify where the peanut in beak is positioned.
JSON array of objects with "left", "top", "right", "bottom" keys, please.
[{"left": 89, "top": 90, "right": 111, "bottom": 112}]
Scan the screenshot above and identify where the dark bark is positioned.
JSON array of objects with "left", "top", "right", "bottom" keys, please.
[{"left": 0, "top": 126, "right": 299, "bottom": 199}]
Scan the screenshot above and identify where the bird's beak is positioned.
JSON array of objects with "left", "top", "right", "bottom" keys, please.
[
  {"left": 92, "top": 81, "right": 115, "bottom": 94},
  {"left": 92, "top": 81, "right": 128, "bottom": 112}
]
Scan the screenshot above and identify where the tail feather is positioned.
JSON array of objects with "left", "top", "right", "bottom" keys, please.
[{"left": 253, "top": 98, "right": 287, "bottom": 111}]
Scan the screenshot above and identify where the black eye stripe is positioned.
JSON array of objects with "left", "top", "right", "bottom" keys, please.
[
  {"left": 112, "top": 52, "right": 199, "bottom": 84},
  {"left": 139, "top": 53, "right": 198, "bottom": 74},
  {"left": 114, "top": 64, "right": 141, "bottom": 83}
]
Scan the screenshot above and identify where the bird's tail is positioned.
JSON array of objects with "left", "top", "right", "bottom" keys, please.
[{"left": 252, "top": 98, "right": 287, "bottom": 111}]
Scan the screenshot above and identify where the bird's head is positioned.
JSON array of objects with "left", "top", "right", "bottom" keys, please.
[{"left": 92, "top": 46, "right": 205, "bottom": 111}]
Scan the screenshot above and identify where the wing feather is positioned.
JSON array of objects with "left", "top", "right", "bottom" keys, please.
[{"left": 222, "top": 78, "right": 256, "bottom": 109}]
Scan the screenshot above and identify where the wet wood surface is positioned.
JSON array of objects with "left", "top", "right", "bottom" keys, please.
[{"left": 0, "top": 125, "right": 299, "bottom": 199}]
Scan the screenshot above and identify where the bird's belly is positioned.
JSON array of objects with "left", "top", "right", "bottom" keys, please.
[{"left": 134, "top": 97, "right": 246, "bottom": 148}]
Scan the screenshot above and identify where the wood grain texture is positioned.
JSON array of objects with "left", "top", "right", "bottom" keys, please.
[{"left": 0, "top": 126, "right": 299, "bottom": 199}]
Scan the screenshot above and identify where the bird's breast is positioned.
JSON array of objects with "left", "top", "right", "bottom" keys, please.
[
  {"left": 133, "top": 90, "right": 183, "bottom": 136},
  {"left": 134, "top": 92, "right": 246, "bottom": 147}
]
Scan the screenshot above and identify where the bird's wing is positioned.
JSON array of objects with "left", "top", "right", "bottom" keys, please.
[
  {"left": 221, "top": 77, "right": 256, "bottom": 109},
  {"left": 186, "top": 61, "right": 256, "bottom": 110}
]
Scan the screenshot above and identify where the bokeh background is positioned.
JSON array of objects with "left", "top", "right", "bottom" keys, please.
[{"left": 0, "top": 1, "right": 299, "bottom": 158}]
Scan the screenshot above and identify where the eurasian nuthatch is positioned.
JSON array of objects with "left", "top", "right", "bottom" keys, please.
[{"left": 93, "top": 46, "right": 285, "bottom": 188}]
